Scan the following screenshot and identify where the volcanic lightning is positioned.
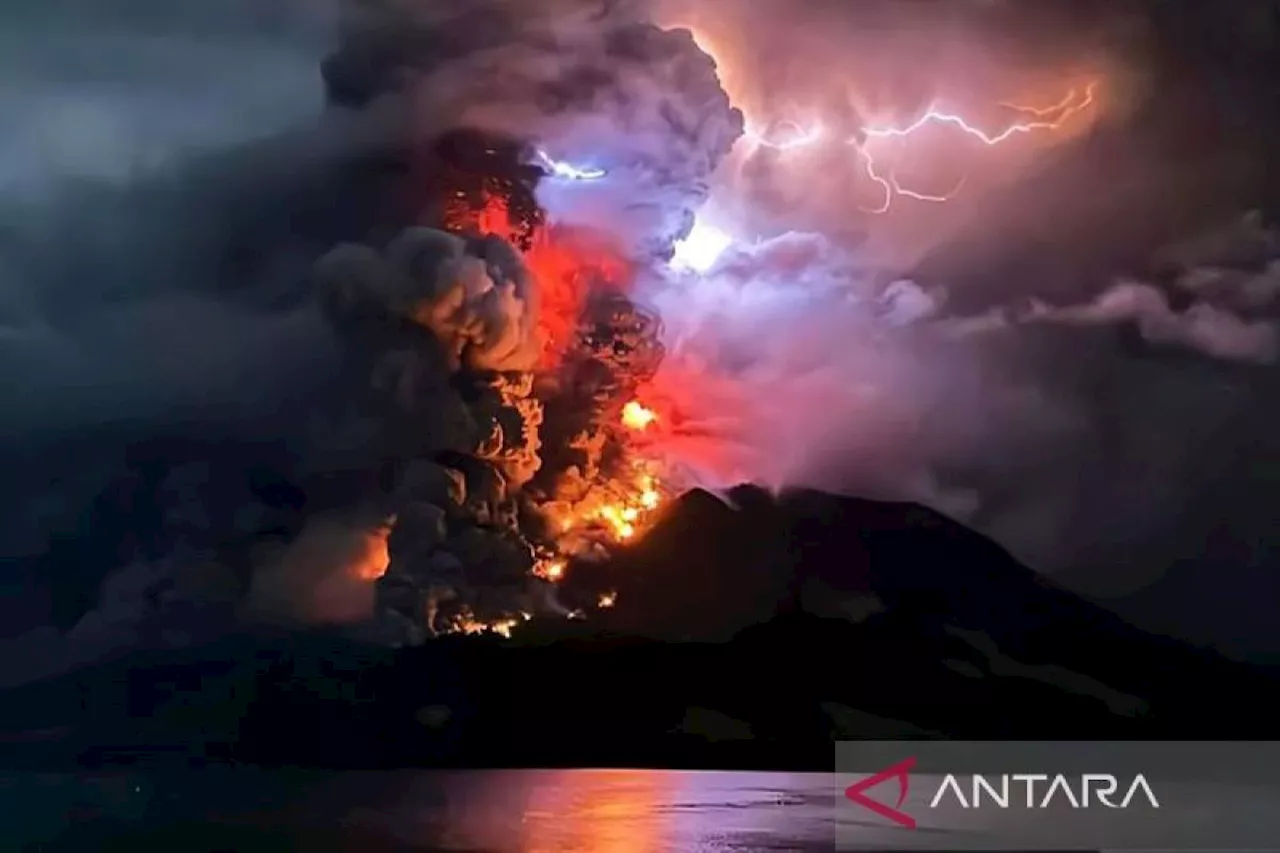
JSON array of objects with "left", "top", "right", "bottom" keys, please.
[
  {"left": 302, "top": 5, "right": 1116, "bottom": 646},
  {"left": 671, "top": 220, "right": 734, "bottom": 272},
  {"left": 743, "top": 120, "right": 825, "bottom": 151},
  {"left": 861, "top": 82, "right": 1099, "bottom": 146},
  {"left": 535, "top": 149, "right": 607, "bottom": 181},
  {"left": 842, "top": 80, "right": 1097, "bottom": 210},
  {"left": 718, "top": 59, "right": 1099, "bottom": 212},
  {"left": 855, "top": 145, "right": 969, "bottom": 214}
]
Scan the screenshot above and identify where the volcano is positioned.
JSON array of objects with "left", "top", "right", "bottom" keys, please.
[
  {"left": 9, "top": 0, "right": 1280, "bottom": 784},
  {"left": 3, "top": 489, "right": 1273, "bottom": 771}
]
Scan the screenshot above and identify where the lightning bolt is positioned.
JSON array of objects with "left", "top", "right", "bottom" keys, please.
[
  {"left": 860, "top": 82, "right": 1097, "bottom": 146},
  {"left": 535, "top": 149, "right": 606, "bottom": 181},
  {"left": 849, "top": 81, "right": 1097, "bottom": 212},
  {"left": 854, "top": 144, "right": 967, "bottom": 214},
  {"left": 998, "top": 86, "right": 1089, "bottom": 117},
  {"left": 730, "top": 83, "right": 1097, "bottom": 213},
  {"left": 744, "top": 120, "right": 825, "bottom": 151}
]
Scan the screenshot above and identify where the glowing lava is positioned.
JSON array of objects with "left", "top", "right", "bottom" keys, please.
[
  {"left": 621, "top": 400, "right": 658, "bottom": 430},
  {"left": 535, "top": 558, "right": 567, "bottom": 582},
  {"left": 549, "top": 461, "right": 667, "bottom": 546},
  {"left": 439, "top": 189, "right": 670, "bottom": 628},
  {"left": 453, "top": 609, "right": 530, "bottom": 638}
]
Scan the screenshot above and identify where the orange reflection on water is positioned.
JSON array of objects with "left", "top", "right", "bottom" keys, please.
[{"left": 518, "top": 769, "right": 675, "bottom": 853}]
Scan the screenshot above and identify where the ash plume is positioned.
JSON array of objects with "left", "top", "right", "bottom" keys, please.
[
  {"left": 0, "top": 1, "right": 368, "bottom": 683},
  {"left": 601, "top": 0, "right": 1280, "bottom": 658},
  {"left": 2, "top": 0, "right": 745, "bottom": 672},
  {"left": 325, "top": 0, "right": 743, "bottom": 259},
  {"left": 8, "top": 0, "right": 1280, "bottom": 680}
]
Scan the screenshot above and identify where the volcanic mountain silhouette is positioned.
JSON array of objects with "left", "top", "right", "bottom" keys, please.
[{"left": 3, "top": 486, "right": 1275, "bottom": 770}]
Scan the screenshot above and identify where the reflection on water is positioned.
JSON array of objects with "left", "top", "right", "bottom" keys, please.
[
  {"left": 6, "top": 768, "right": 839, "bottom": 852},
  {"left": 519, "top": 769, "right": 674, "bottom": 852}
]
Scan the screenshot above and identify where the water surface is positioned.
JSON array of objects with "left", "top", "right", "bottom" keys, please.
[{"left": 6, "top": 768, "right": 840, "bottom": 851}]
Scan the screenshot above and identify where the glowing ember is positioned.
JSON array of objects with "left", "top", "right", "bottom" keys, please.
[
  {"left": 548, "top": 462, "right": 668, "bottom": 547},
  {"left": 598, "top": 591, "right": 617, "bottom": 608},
  {"left": 621, "top": 400, "right": 658, "bottom": 430},
  {"left": 535, "top": 558, "right": 566, "bottom": 582},
  {"left": 598, "top": 504, "right": 636, "bottom": 540},
  {"left": 453, "top": 610, "right": 530, "bottom": 638}
]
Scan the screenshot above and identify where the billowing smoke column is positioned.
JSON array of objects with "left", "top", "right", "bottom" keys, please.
[{"left": 305, "top": 0, "right": 740, "bottom": 640}]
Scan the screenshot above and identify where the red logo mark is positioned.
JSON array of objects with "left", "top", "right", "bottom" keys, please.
[{"left": 844, "top": 756, "right": 917, "bottom": 829}]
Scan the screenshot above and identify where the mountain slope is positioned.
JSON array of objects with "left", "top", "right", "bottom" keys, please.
[{"left": 2, "top": 486, "right": 1275, "bottom": 770}]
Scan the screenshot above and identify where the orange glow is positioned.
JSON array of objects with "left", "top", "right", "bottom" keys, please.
[
  {"left": 518, "top": 769, "right": 673, "bottom": 853},
  {"left": 352, "top": 522, "right": 392, "bottom": 581},
  {"left": 524, "top": 228, "right": 632, "bottom": 369},
  {"left": 535, "top": 558, "right": 566, "bottom": 583},
  {"left": 463, "top": 193, "right": 634, "bottom": 369},
  {"left": 546, "top": 461, "right": 668, "bottom": 549},
  {"left": 621, "top": 400, "right": 658, "bottom": 430},
  {"left": 439, "top": 190, "right": 666, "bottom": 628},
  {"left": 453, "top": 608, "right": 531, "bottom": 638}
]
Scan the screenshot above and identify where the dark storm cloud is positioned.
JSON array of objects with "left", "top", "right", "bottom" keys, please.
[
  {"left": 0, "top": 0, "right": 344, "bottom": 440},
  {"left": 0, "top": 1, "right": 353, "bottom": 677}
]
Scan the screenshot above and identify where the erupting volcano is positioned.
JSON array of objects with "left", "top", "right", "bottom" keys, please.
[
  {"left": 17, "top": 0, "right": 1280, "bottom": 680},
  {"left": 314, "top": 178, "right": 677, "bottom": 638},
  {"left": 307, "top": 5, "right": 744, "bottom": 642},
  {"left": 306, "top": 0, "right": 1126, "bottom": 644}
]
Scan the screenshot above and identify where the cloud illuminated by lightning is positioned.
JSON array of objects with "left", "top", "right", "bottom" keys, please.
[
  {"left": 743, "top": 120, "right": 825, "bottom": 151},
  {"left": 671, "top": 219, "right": 733, "bottom": 272},
  {"left": 843, "top": 81, "right": 1096, "bottom": 212},
  {"left": 535, "top": 149, "right": 606, "bottom": 181},
  {"left": 725, "top": 81, "right": 1099, "bottom": 213},
  {"left": 860, "top": 82, "right": 1098, "bottom": 146},
  {"left": 854, "top": 144, "right": 968, "bottom": 214}
]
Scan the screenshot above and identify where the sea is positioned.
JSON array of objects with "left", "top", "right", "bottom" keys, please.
[{"left": 4, "top": 768, "right": 842, "bottom": 851}]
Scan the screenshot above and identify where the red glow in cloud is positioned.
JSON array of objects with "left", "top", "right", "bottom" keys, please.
[
  {"left": 621, "top": 365, "right": 766, "bottom": 490},
  {"left": 522, "top": 227, "right": 634, "bottom": 369},
  {"left": 466, "top": 194, "right": 635, "bottom": 369}
]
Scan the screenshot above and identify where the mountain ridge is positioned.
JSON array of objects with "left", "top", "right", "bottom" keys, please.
[{"left": 2, "top": 485, "right": 1273, "bottom": 770}]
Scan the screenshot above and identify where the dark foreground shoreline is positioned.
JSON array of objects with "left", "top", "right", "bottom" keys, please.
[{"left": 2, "top": 607, "right": 1275, "bottom": 774}]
